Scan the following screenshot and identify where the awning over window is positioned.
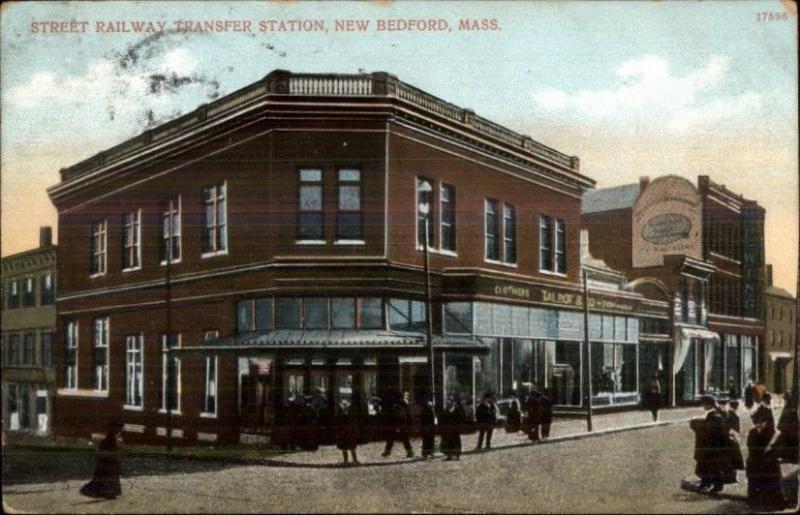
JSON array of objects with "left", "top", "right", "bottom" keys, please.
[
  {"left": 674, "top": 327, "right": 719, "bottom": 375},
  {"left": 187, "top": 330, "right": 487, "bottom": 352}
]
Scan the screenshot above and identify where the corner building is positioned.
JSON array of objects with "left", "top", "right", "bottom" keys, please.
[
  {"left": 582, "top": 175, "right": 765, "bottom": 405},
  {"left": 49, "top": 70, "right": 620, "bottom": 446}
]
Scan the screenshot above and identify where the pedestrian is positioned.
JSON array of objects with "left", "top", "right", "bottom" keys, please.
[
  {"left": 420, "top": 399, "right": 437, "bottom": 459},
  {"left": 80, "top": 420, "right": 124, "bottom": 500},
  {"left": 726, "top": 400, "right": 740, "bottom": 434},
  {"left": 774, "top": 390, "right": 799, "bottom": 464},
  {"left": 722, "top": 401, "right": 744, "bottom": 479},
  {"left": 643, "top": 373, "right": 662, "bottom": 421},
  {"left": 746, "top": 404, "right": 785, "bottom": 510},
  {"left": 335, "top": 398, "right": 360, "bottom": 466},
  {"left": 526, "top": 389, "right": 542, "bottom": 442},
  {"left": 540, "top": 388, "right": 554, "bottom": 440},
  {"left": 505, "top": 392, "right": 522, "bottom": 434},
  {"left": 475, "top": 392, "right": 497, "bottom": 451},
  {"left": 743, "top": 377, "right": 755, "bottom": 410},
  {"left": 440, "top": 395, "right": 466, "bottom": 460},
  {"left": 382, "top": 390, "right": 414, "bottom": 458},
  {"left": 727, "top": 377, "right": 739, "bottom": 401},
  {"left": 689, "top": 395, "right": 733, "bottom": 493}
]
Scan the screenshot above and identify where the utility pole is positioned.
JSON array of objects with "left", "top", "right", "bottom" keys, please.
[
  {"left": 582, "top": 269, "right": 593, "bottom": 432},
  {"left": 423, "top": 204, "right": 436, "bottom": 410}
]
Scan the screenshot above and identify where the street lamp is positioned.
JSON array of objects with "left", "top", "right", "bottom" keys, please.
[{"left": 418, "top": 180, "right": 436, "bottom": 410}]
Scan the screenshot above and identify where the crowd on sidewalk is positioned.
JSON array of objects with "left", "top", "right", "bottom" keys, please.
[{"left": 686, "top": 381, "right": 798, "bottom": 511}]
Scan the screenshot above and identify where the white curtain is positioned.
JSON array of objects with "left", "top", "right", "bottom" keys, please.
[
  {"left": 673, "top": 331, "right": 692, "bottom": 375},
  {"left": 704, "top": 339, "right": 716, "bottom": 379}
]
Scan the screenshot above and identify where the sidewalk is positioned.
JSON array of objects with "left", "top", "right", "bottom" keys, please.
[{"left": 0, "top": 405, "right": 709, "bottom": 467}]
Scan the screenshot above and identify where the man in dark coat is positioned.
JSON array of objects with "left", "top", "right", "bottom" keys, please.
[
  {"left": 690, "top": 395, "right": 735, "bottom": 493},
  {"left": 643, "top": 374, "right": 662, "bottom": 421},
  {"left": 475, "top": 392, "right": 497, "bottom": 450},
  {"left": 440, "top": 395, "right": 466, "bottom": 460},
  {"left": 775, "top": 390, "right": 799, "bottom": 463},
  {"left": 540, "top": 388, "right": 555, "bottom": 439},
  {"left": 382, "top": 390, "right": 414, "bottom": 458},
  {"left": 746, "top": 404, "right": 785, "bottom": 510},
  {"left": 420, "top": 399, "right": 437, "bottom": 459},
  {"left": 335, "top": 399, "right": 360, "bottom": 465},
  {"left": 505, "top": 392, "right": 522, "bottom": 433},
  {"left": 80, "top": 420, "right": 124, "bottom": 500},
  {"left": 526, "top": 390, "right": 542, "bottom": 442},
  {"left": 743, "top": 378, "right": 755, "bottom": 410}
]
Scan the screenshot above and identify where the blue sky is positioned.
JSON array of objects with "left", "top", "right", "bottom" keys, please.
[{"left": 2, "top": 0, "right": 797, "bottom": 292}]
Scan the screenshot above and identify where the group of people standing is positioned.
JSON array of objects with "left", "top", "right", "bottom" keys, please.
[{"left": 689, "top": 389, "right": 798, "bottom": 510}]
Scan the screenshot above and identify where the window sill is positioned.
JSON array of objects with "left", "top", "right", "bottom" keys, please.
[
  {"left": 201, "top": 250, "right": 228, "bottom": 259},
  {"left": 158, "top": 409, "right": 182, "bottom": 416},
  {"left": 57, "top": 388, "right": 109, "bottom": 398},
  {"left": 485, "top": 259, "right": 518, "bottom": 268},
  {"left": 89, "top": 272, "right": 107, "bottom": 279},
  {"left": 416, "top": 246, "right": 458, "bottom": 258},
  {"left": 295, "top": 240, "right": 327, "bottom": 245},
  {"left": 539, "top": 269, "right": 567, "bottom": 278},
  {"left": 159, "top": 259, "right": 182, "bottom": 267},
  {"left": 122, "top": 266, "right": 142, "bottom": 273},
  {"left": 334, "top": 239, "right": 366, "bottom": 245},
  {"left": 199, "top": 412, "right": 217, "bottom": 419},
  {"left": 123, "top": 404, "right": 144, "bottom": 411}
]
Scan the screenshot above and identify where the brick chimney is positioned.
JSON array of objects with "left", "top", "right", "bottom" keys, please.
[
  {"left": 639, "top": 176, "right": 650, "bottom": 191},
  {"left": 39, "top": 226, "right": 52, "bottom": 248}
]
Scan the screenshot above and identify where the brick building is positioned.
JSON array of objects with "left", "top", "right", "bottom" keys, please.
[
  {"left": 582, "top": 175, "right": 766, "bottom": 405},
  {"left": 763, "top": 265, "right": 796, "bottom": 394},
  {"left": 1, "top": 227, "right": 57, "bottom": 435},
  {"left": 48, "top": 70, "right": 652, "bottom": 446}
]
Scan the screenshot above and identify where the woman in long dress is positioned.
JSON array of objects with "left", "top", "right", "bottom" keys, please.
[
  {"left": 440, "top": 395, "right": 466, "bottom": 461},
  {"left": 80, "top": 421, "right": 124, "bottom": 500},
  {"left": 746, "top": 405, "right": 785, "bottom": 510}
]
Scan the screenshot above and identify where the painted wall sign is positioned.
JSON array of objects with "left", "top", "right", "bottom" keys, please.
[{"left": 632, "top": 176, "right": 702, "bottom": 267}]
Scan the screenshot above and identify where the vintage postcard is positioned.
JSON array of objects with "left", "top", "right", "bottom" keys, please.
[{"left": 1, "top": 0, "right": 798, "bottom": 513}]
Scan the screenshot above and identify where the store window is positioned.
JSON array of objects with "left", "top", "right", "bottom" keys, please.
[
  {"left": 554, "top": 341, "right": 581, "bottom": 406},
  {"left": 444, "top": 302, "right": 473, "bottom": 334},
  {"left": 298, "top": 169, "right": 323, "bottom": 241}
]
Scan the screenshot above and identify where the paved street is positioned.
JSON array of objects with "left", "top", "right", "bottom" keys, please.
[{"left": 3, "top": 406, "right": 797, "bottom": 513}]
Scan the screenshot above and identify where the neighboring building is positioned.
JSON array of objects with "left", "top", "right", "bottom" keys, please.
[
  {"left": 582, "top": 175, "right": 766, "bottom": 405},
  {"left": 1, "top": 227, "right": 57, "bottom": 435},
  {"left": 763, "top": 264, "right": 795, "bottom": 394},
  {"left": 49, "top": 70, "right": 662, "bottom": 446}
]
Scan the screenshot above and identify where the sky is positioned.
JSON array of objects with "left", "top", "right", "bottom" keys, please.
[{"left": 1, "top": 0, "right": 797, "bottom": 294}]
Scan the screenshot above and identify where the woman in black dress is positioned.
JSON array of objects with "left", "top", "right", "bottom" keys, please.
[
  {"left": 80, "top": 421, "right": 124, "bottom": 500},
  {"left": 746, "top": 404, "right": 785, "bottom": 510},
  {"left": 440, "top": 395, "right": 466, "bottom": 461},
  {"left": 335, "top": 399, "right": 360, "bottom": 465}
]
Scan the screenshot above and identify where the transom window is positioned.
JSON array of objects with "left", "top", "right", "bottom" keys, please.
[
  {"left": 122, "top": 210, "right": 141, "bottom": 270},
  {"left": 202, "top": 183, "right": 227, "bottom": 255},
  {"left": 298, "top": 169, "right": 324, "bottom": 241}
]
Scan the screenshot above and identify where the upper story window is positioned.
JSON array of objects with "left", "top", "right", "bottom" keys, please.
[
  {"left": 6, "top": 280, "right": 20, "bottom": 310},
  {"left": 22, "top": 277, "right": 35, "bottom": 307},
  {"left": 22, "top": 332, "right": 35, "bottom": 366},
  {"left": 485, "top": 199, "right": 500, "bottom": 261},
  {"left": 161, "top": 196, "right": 182, "bottom": 264},
  {"left": 503, "top": 203, "right": 517, "bottom": 264},
  {"left": 125, "top": 334, "right": 144, "bottom": 408},
  {"left": 417, "top": 178, "right": 435, "bottom": 249},
  {"left": 162, "top": 333, "right": 181, "bottom": 414},
  {"left": 298, "top": 169, "right": 323, "bottom": 241},
  {"left": 42, "top": 332, "right": 54, "bottom": 368},
  {"left": 40, "top": 273, "right": 54, "bottom": 305},
  {"left": 65, "top": 322, "right": 78, "bottom": 389},
  {"left": 202, "top": 182, "right": 228, "bottom": 256},
  {"left": 93, "top": 318, "right": 109, "bottom": 392},
  {"left": 539, "top": 215, "right": 566, "bottom": 275},
  {"left": 9, "top": 334, "right": 20, "bottom": 366},
  {"left": 90, "top": 220, "right": 107, "bottom": 276},
  {"left": 122, "top": 210, "right": 142, "bottom": 271},
  {"left": 440, "top": 184, "right": 456, "bottom": 253},
  {"left": 337, "top": 168, "right": 362, "bottom": 241}
]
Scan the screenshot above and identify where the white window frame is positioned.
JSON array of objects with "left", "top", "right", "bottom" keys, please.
[
  {"left": 416, "top": 177, "right": 435, "bottom": 250},
  {"left": 503, "top": 202, "right": 517, "bottom": 265},
  {"left": 439, "top": 183, "right": 457, "bottom": 255},
  {"left": 554, "top": 217, "right": 567, "bottom": 275},
  {"left": 122, "top": 209, "right": 142, "bottom": 272},
  {"left": 484, "top": 198, "right": 501, "bottom": 263},
  {"left": 335, "top": 168, "right": 363, "bottom": 243},
  {"left": 202, "top": 182, "right": 228, "bottom": 257},
  {"left": 65, "top": 321, "right": 78, "bottom": 389},
  {"left": 125, "top": 334, "right": 144, "bottom": 410},
  {"left": 297, "top": 169, "right": 324, "bottom": 244},
  {"left": 160, "top": 334, "right": 182, "bottom": 415},
  {"left": 90, "top": 220, "right": 108, "bottom": 277},
  {"left": 201, "top": 355, "right": 218, "bottom": 418},
  {"left": 161, "top": 196, "right": 182, "bottom": 265},
  {"left": 93, "top": 318, "right": 109, "bottom": 393}
]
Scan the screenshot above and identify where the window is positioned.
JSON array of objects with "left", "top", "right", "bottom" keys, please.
[
  {"left": 238, "top": 298, "right": 276, "bottom": 333},
  {"left": 388, "top": 299, "right": 426, "bottom": 331},
  {"left": 122, "top": 210, "right": 141, "bottom": 270},
  {"left": 503, "top": 203, "right": 516, "bottom": 264},
  {"left": 125, "top": 334, "right": 143, "bottom": 408},
  {"left": 202, "top": 182, "right": 227, "bottom": 255},
  {"left": 40, "top": 273, "right": 54, "bottom": 305},
  {"left": 237, "top": 300, "right": 255, "bottom": 333},
  {"left": 440, "top": 184, "right": 456, "bottom": 252},
  {"left": 41, "top": 332, "right": 53, "bottom": 367},
  {"left": 162, "top": 334, "right": 181, "bottom": 413},
  {"left": 332, "top": 298, "right": 356, "bottom": 329},
  {"left": 65, "top": 322, "right": 78, "bottom": 389},
  {"left": 485, "top": 199, "right": 500, "bottom": 261},
  {"left": 93, "top": 318, "right": 109, "bottom": 392},
  {"left": 555, "top": 218, "right": 566, "bottom": 274},
  {"left": 298, "top": 169, "right": 323, "bottom": 241},
  {"left": 359, "top": 298, "right": 384, "bottom": 329},
  {"left": 161, "top": 196, "right": 182, "bottom": 264},
  {"left": 276, "top": 298, "right": 301, "bottom": 329},
  {"left": 337, "top": 168, "right": 362, "bottom": 240},
  {"left": 90, "top": 220, "right": 107, "bottom": 276},
  {"left": 22, "top": 277, "right": 35, "bottom": 307},
  {"left": 417, "top": 178, "right": 434, "bottom": 248},
  {"left": 539, "top": 215, "right": 552, "bottom": 271},
  {"left": 9, "top": 334, "right": 20, "bottom": 366},
  {"left": 303, "top": 298, "right": 329, "bottom": 329},
  {"left": 204, "top": 330, "right": 219, "bottom": 342},
  {"left": 203, "top": 355, "right": 218, "bottom": 416},
  {"left": 7, "top": 280, "right": 20, "bottom": 309},
  {"left": 23, "top": 332, "right": 35, "bottom": 366}
]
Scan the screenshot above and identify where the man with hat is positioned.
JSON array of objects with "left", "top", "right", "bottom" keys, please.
[
  {"left": 689, "top": 395, "right": 734, "bottom": 493},
  {"left": 475, "top": 392, "right": 498, "bottom": 451}
]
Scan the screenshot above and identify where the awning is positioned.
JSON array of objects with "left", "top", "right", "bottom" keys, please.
[
  {"left": 184, "top": 330, "right": 488, "bottom": 352},
  {"left": 674, "top": 327, "right": 720, "bottom": 375},
  {"left": 680, "top": 327, "right": 720, "bottom": 341},
  {"left": 769, "top": 351, "right": 792, "bottom": 361}
]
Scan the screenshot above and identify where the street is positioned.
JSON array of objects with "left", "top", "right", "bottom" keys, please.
[{"left": 3, "top": 409, "right": 797, "bottom": 514}]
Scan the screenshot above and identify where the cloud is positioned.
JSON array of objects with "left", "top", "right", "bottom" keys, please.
[{"left": 533, "top": 55, "right": 762, "bottom": 133}]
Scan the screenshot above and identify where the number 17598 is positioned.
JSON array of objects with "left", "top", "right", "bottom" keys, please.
[{"left": 756, "top": 11, "right": 789, "bottom": 21}]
